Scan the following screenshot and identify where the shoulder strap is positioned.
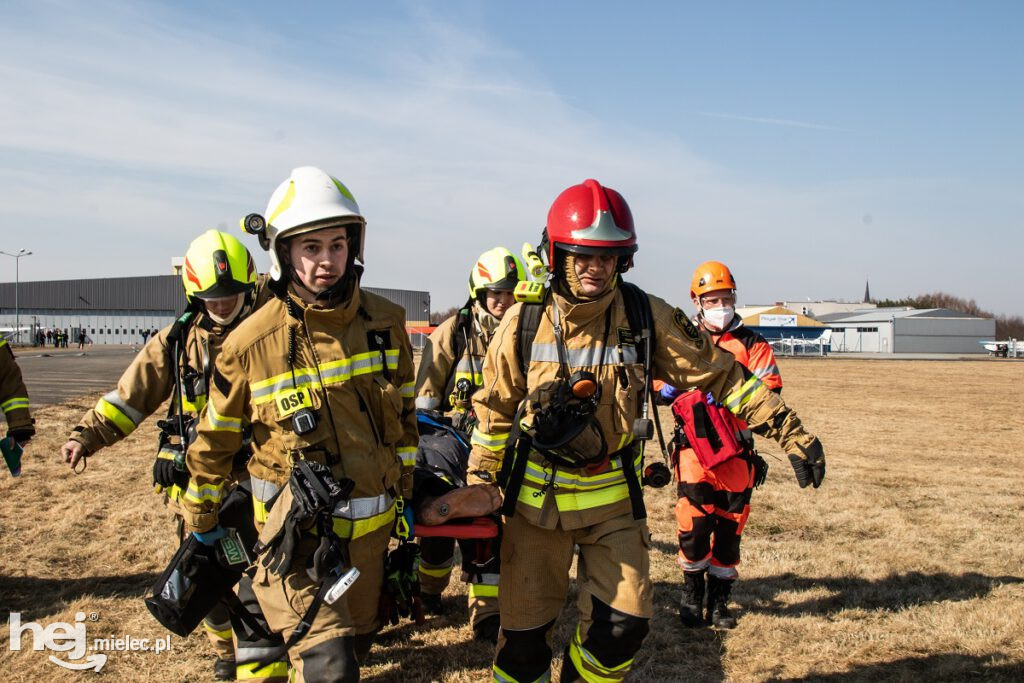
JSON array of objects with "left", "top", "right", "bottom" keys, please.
[
  {"left": 617, "top": 281, "right": 653, "bottom": 372},
  {"left": 515, "top": 300, "right": 545, "bottom": 378},
  {"left": 440, "top": 305, "right": 474, "bottom": 405}
]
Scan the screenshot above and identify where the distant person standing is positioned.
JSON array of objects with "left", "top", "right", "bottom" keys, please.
[
  {"left": 78, "top": 331, "right": 87, "bottom": 349},
  {"left": 45, "top": 329, "right": 52, "bottom": 346},
  {"left": 142, "top": 329, "right": 150, "bottom": 344}
]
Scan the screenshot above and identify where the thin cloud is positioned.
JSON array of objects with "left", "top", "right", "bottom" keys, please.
[{"left": 696, "top": 111, "right": 853, "bottom": 132}]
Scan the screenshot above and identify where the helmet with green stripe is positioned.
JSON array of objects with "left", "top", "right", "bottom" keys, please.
[
  {"left": 182, "top": 230, "right": 257, "bottom": 303},
  {"left": 263, "top": 166, "right": 366, "bottom": 281}
]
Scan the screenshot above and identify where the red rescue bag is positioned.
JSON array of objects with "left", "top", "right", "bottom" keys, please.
[{"left": 670, "top": 390, "right": 747, "bottom": 469}]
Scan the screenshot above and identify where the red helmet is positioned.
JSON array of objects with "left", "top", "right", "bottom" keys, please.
[{"left": 544, "top": 179, "right": 637, "bottom": 272}]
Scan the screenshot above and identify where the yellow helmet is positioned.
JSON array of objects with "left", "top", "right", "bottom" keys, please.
[
  {"left": 182, "top": 230, "right": 257, "bottom": 303},
  {"left": 468, "top": 247, "right": 526, "bottom": 299}
]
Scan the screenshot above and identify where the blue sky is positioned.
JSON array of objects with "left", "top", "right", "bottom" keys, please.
[{"left": 2, "top": 0, "right": 1021, "bottom": 315}]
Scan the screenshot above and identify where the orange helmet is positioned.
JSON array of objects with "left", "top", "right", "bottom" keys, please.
[{"left": 690, "top": 261, "right": 737, "bottom": 299}]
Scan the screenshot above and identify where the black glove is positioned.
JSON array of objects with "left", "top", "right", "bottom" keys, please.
[
  {"left": 153, "top": 456, "right": 189, "bottom": 489},
  {"left": 260, "top": 461, "right": 353, "bottom": 577},
  {"left": 8, "top": 428, "right": 34, "bottom": 446},
  {"left": 750, "top": 453, "right": 769, "bottom": 489},
  {"left": 788, "top": 438, "right": 825, "bottom": 489}
]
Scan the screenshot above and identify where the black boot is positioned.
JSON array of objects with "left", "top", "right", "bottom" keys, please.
[
  {"left": 679, "top": 570, "right": 706, "bottom": 627},
  {"left": 472, "top": 614, "right": 500, "bottom": 643},
  {"left": 421, "top": 592, "right": 445, "bottom": 615},
  {"left": 212, "top": 657, "right": 235, "bottom": 681},
  {"left": 706, "top": 576, "right": 737, "bottom": 629},
  {"left": 559, "top": 645, "right": 583, "bottom": 683}
]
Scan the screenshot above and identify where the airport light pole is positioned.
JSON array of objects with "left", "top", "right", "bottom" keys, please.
[{"left": 0, "top": 248, "right": 32, "bottom": 345}]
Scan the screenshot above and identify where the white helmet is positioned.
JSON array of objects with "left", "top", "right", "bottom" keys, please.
[{"left": 263, "top": 166, "right": 366, "bottom": 281}]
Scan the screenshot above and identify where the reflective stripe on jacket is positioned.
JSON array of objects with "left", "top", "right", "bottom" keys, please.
[
  {"left": 0, "top": 339, "right": 33, "bottom": 433},
  {"left": 182, "top": 281, "right": 418, "bottom": 535}
]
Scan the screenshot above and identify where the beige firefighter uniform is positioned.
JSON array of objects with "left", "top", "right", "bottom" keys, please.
[
  {"left": 469, "top": 284, "right": 820, "bottom": 681},
  {"left": 182, "top": 280, "right": 418, "bottom": 680},
  {"left": 0, "top": 338, "right": 34, "bottom": 439},
  {"left": 68, "top": 313, "right": 254, "bottom": 662},
  {"left": 414, "top": 303, "right": 501, "bottom": 628},
  {"left": 415, "top": 303, "right": 499, "bottom": 413}
]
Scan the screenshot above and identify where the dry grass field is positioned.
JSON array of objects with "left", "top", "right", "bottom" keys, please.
[{"left": 2, "top": 358, "right": 1023, "bottom": 681}]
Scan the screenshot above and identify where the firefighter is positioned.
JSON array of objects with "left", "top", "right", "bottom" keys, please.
[
  {"left": 413, "top": 247, "right": 526, "bottom": 641},
  {"left": 59, "top": 230, "right": 263, "bottom": 680},
  {"left": 657, "top": 260, "right": 782, "bottom": 629},
  {"left": 466, "top": 179, "right": 826, "bottom": 682},
  {"left": 180, "top": 166, "right": 418, "bottom": 682},
  {"left": 1, "top": 335, "right": 35, "bottom": 452}
]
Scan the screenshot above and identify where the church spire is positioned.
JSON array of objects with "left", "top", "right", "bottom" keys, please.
[{"left": 863, "top": 278, "right": 871, "bottom": 303}]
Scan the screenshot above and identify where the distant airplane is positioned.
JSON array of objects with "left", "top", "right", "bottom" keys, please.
[{"left": 979, "top": 340, "right": 1021, "bottom": 357}]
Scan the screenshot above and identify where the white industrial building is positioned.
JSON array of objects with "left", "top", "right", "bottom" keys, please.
[{"left": 818, "top": 307, "right": 994, "bottom": 354}]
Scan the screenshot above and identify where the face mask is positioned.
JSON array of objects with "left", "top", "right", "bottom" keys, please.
[{"left": 702, "top": 305, "right": 734, "bottom": 331}]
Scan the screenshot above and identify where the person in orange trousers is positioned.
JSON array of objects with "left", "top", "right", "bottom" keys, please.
[{"left": 656, "top": 260, "right": 782, "bottom": 629}]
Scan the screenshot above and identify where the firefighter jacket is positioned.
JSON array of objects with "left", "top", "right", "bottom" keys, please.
[
  {"left": 0, "top": 338, "right": 33, "bottom": 436},
  {"left": 181, "top": 280, "right": 419, "bottom": 536},
  {"left": 70, "top": 318, "right": 222, "bottom": 454},
  {"left": 467, "top": 284, "right": 819, "bottom": 530},
  {"left": 69, "top": 278, "right": 272, "bottom": 455},
  {"left": 415, "top": 303, "right": 496, "bottom": 413}
]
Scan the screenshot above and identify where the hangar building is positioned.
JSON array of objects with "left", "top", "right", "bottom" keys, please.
[
  {"left": 0, "top": 275, "right": 430, "bottom": 345},
  {"left": 817, "top": 307, "right": 994, "bottom": 354}
]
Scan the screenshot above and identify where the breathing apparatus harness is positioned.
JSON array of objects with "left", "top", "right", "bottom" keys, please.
[{"left": 496, "top": 274, "right": 670, "bottom": 521}]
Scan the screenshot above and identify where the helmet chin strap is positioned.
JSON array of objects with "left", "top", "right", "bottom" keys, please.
[{"left": 205, "top": 294, "right": 249, "bottom": 328}]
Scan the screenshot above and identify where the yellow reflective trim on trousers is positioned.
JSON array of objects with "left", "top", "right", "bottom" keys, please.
[
  {"left": 202, "top": 622, "right": 232, "bottom": 640},
  {"left": 208, "top": 400, "right": 242, "bottom": 432},
  {"left": 1, "top": 397, "right": 29, "bottom": 412},
  {"left": 725, "top": 375, "right": 764, "bottom": 412},
  {"left": 237, "top": 660, "right": 290, "bottom": 681},
  {"left": 266, "top": 180, "right": 296, "bottom": 226},
  {"left": 493, "top": 664, "right": 550, "bottom": 683},
  {"left": 331, "top": 501, "right": 396, "bottom": 539},
  {"left": 569, "top": 624, "right": 632, "bottom": 681},
  {"left": 400, "top": 381, "right": 415, "bottom": 398},
  {"left": 95, "top": 397, "right": 137, "bottom": 436},
  {"left": 472, "top": 429, "right": 509, "bottom": 452},
  {"left": 397, "top": 446, "right": 416, "bottom": 467},
  {"left": 419, "top": 564, "right": 454, "bottom": 578},
  {"left": 0, "top": 338, "right": 7, "bottom": 349},
  {"left": 469, "top": 583, "right": 499, "bottom": 598}
]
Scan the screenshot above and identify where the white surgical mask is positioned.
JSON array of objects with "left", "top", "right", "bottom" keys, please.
[{"left": 702, "top": 305, "right": 735, "bottom": 331}]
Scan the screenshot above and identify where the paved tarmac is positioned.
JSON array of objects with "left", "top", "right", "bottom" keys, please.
[{"left": 13, "top": 345, "right": 141, "bottom": 405}]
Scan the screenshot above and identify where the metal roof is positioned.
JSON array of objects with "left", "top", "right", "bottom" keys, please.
[
  {"left": 819, "top": 307, "right": 990, "bottom": 323},
  {"left": 0, "top": 275, "right": 430, "bottom": 321}
]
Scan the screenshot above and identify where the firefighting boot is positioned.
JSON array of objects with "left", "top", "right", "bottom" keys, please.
[
  {"left": 418, "top": 484, "right": 502, "bottom": 525},
  {"left": 212, "top": 657, "right": 235, "bottom": 681},
  {"left": 421, "top": 592, "right": 445, "bottom": 615},
  {"left": 706, "top": 576, "right": 738, "bottom": 629},
  {"left": 678, "top": 570, "right": 707, "bottom": 628}
]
